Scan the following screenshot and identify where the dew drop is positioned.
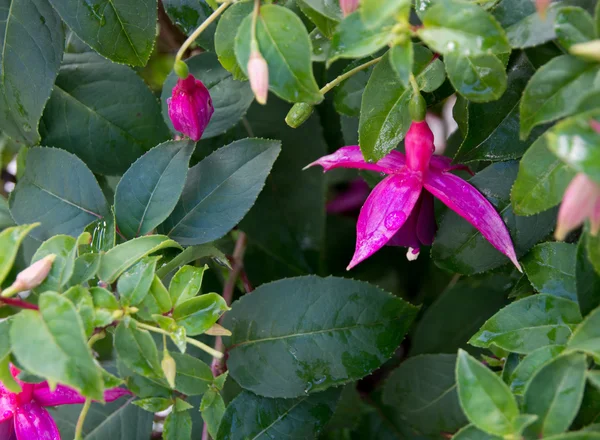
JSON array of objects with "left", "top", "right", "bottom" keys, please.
[
  {"left": 384, "top": 211, "right": 406, "bottom": 230},
  {"left": 313, "top": 375, "right": 326, "bottom": 385},
  {"left": 304, "top": 382, "right": 313, "bottom": 394}
]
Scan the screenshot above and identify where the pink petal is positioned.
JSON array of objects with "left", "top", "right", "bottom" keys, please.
[
  {"left": 424, "top": 169, "right": 521, "bottom": 271},
  {"left": 406, "top": 121, "right": 435, "bottom": 174},
  {"left": 0, "top": 419, "right": 15, "bottom": 439},
  {"left": 387, "top": 195, "right": 422, "bottom": 250},
  {"left": 305, "top": 146, "right": 405, "bottom": 174},
  {"left": 555, "top": 173, "right": 600, "bottom": 240},
  {"left": 102, "top": 387, "right": 132, "bottom": 403},
  {"left": 416, "top": 190, "right": 436, "bottom": 246},
  {"left": 591, "top": 196, "right": 600, "bottom": 235},
  {"left": 0, "top": 393, "right": 17, "bottom": 423},
  {"left": 14, "top": 402, "right": 60, "bottom": 440},
  {"left": 348, "top": 170, "right": 423, "bottom": 269},
  {"left": 33, "top": 384, "right": 131, "bottom": 407}
]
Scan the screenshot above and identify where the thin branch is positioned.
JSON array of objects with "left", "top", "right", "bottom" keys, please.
[{"left": 0, "top": 297, "right": 39, "bottom": 310}]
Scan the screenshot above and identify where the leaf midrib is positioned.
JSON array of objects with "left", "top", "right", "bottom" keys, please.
[
  {"left": 30, "top": 180, "right": 104, "bottom": 219},
  {"left": 251, "top": 397, "right": 308, "bottom": 440}
]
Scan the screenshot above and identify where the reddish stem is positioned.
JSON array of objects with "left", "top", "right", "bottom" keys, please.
[{"left": 1, "top": 298, "right": 39, "bottom": 310}]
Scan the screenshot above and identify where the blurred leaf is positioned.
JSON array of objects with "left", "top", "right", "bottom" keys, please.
[
  {"left": 31, "top": 235, "right": 77, "bottom": 293},
  {"left": 509, "top": 345, "right": 565, "bottom": 395},
  {"left": 164, "top": 410, "right": 192, "bottom": 440},
  {"left": 67, "top": 253, "right": 101, "bottom": 287},
  {"left": 334, "top": 58, "right": 376, "bottom": 117},
  {"left": 523, "top": 242, "right": 577, "bottom": 301},
  {"left": 577, "top": 232, "right": 600, "bottom": 316},
  {"left": 568, "top": 305, "right": 600, "bottom": 358},
  {"left": 156, "top": 245, "right": 229, "bottom": 278},
  {"left": 556, "top": 7, "right": 596, "bottom": 49},
  {"left": 0, "top": 224, "right": 37, "bottom": 286},
  {"left": 214, "top": 1, "right": 253, "bottom": 80},
  {"left": 453, "top": 425, "right": 503, "bottom": 440},
  {"left": 63, "top": 286, "right": 95, "bottom": 338},
  {"left": 163, "top": 0, "right": 217, "bottom": 50},
  {"left": 297, "top": 0, "right": 342, "bottom": 38}
]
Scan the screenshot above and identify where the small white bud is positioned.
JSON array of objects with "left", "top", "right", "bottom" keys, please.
[
  {"left": 248, "top": 51, "right": 269, "bottom": 105},
  {"left": 406, "top": 248, "right": 420, "bottom": 262},
  {"left": 11, "top": 254, "right": 56, "bottom": 292},
  {"left": 162, "top": 351, "right": 177, "bottom": 389}
]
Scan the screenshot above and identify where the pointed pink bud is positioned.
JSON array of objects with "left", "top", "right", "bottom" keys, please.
[
  {"left": 405, "top": 121, "right": 435, "bottom": 174},
  {"left": 9, "top": 255, "right": 56, "bottom": 293},
  {"left": 340, "top": 0, "right": 359, "bottom": 16},
  {"left": 556, "top": 173, "right": 600, "bottom": 240},
  {"left": 248, "top": 51, "right": 269, "bottom": 105},
  {"left": 167, "top": 75, "right": 214, "bottom": 141},
  {"left": 536, "top": 0, "right": 551, "bottom": 18}
]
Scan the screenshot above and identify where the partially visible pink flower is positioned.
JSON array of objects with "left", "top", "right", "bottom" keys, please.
[
  {"left": 167, "top": 75, "right": 214, "bottom": 141},
  {"left": 536, "top": 0, "right": 551, "bottom": 18},
  {"left": 0, "top": 366, "right": 130, "bottom": 440},
  {"left": 248, "top": 51, "right": 269, "bottom": 105},
  {"left": 340, "top": 0, "right": 359, "bottom": 16},
  {"left": 306, "top": 120, "right": 521, "bottom": 270},
  {"left": 556, "top": 173, "right": 600, "bottom": 240}
]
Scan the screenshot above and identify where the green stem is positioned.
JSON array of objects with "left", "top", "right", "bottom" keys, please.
[
  {"left": 175, "top": 0, "right": 233, "bottom": 63},
  {"left": 74, "top": 398, "right": 92, "bottom": 440},
  {"left": 250, "top": 0, "right": 261, "bottom": 53},
  {"left": 136, "top": 322, "right": 223, "bottom": 359},
  {"left": 1, "top": 286, "right": 18, "bottom": 298},
  {"left": 409, "top": 73, "right": 420, "bottom": 95},
  {"left": 88, "top": 331, "right": 105, "bottom": 348},
  {"left": 320, "top": 56, "right": 382, "bottom": 95}
]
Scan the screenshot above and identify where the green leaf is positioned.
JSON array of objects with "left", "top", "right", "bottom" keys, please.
[
  {"left": 214, "top": 1, "right": 253, "bottom": 80},
  {"left": 432, "top": 162, "right": 557, "bottom": 275},
  {"left": 132, "top": 397, "right": 174, "bottom": 412},
  {"left": 47, "top": 0, "right": 156, "bottom": 66},
  {"left": 115, "top": 140, "right": 194, "bottom": 239},
  {"left": 0, "top": 196, "right": 15, "bottom": 230},
  {"left": 115, "top": 321, "right": 163, "bottom": 379},
  {"left": 171, "top": 352, "right": 213, "bottom": 396},
  {"left": 0, "top": 0, "right": 64, "bottom": 145},
  {"left": 235, "top": 5, "right": 323, "bottom": 103},
  {"left": 296, "top": 0, "right": 342, "bottom": 38},
  {"left": 40, "top": 52, "right": 169, "bottom": 175},
  {"left": 519, "top": 55, "right": 600, "bottom": 139},
  {"left": 511, "top": 135, "right": 576, "bottom": 216},
  {"left": 328, "top": 11, "right": 394, "bottom": 65},
  {"left": 0, "top": 224, "right": 37, "bottom": 286},
  {"left": 137, "top": 275, "right": 172, "bottom": 318},
  {"left": 509, "top": 345, "right": 565, "bottom": 395},
  {"left": 334, "top": 58, "right": 376, "bottom": 117},
  {"left": 359, "top": 46, "right": 445, "bottom": 161},
  {"left": 31, "top": 235, "right": 77, "bottom": 293},
  {"left": 523, "top": 242, "right": 578, "bottom": 301},
  {"left": 310, "top": 28, "right": 330, "bottom": 62},
  {"left": 0, "top": 320, "right": 10, "bottom": 360},
  {"left": 524, "top": 352, "right": 587, "bottom": 437},
  {"left": 156, "top": 244, "right": 229, "bottom": 278},
  {"left": 91, "top": 286, "right": 120, "bottom": 311},
  {"left": 469, "top": 294, "right": 582, "bottom": 354},
  {"left": 163, "top": 0, "right": 217, "bottom": 51},
  {"left": 568, "top": 305, "right": 600, "bottom": 358},
  {"left": 201, "top": 389, "right": 226, "bottom": 439},
  {"left": 556, "top": 7, "right": 596, "bottom": 49},
  {"left": 63, "top": 286, "right": 95, "bottom": 338},
  {"left": 223, "top": 276, "right": 418, "bottom": 398},
  {"left": 85, "top": 216, "right": 116, "bottom": 254},
  {"left": 445, "top": 53, "right": 507, "bottom": 102},
  {"left": 161, "top": 53, "right": 254, "bottom": 139},
  {"left": 169, "top": 265, "right": 206, "bottom": 306},
  {"left": 455, "top": 53, "right": 539, "bottom": 163},
  {"left": 9, "top": 147, "right": 110, "bottom": 242},
  {"left": 159, "top": 138, "right": 281, "bottom": 246},
  {"left": 456, "top": 350, "right": 522, "bottom": 437},
  {"left": 382, "top": 354, "right": 467, "bottom": 434},
  {"left": 453, "top": 425, "right": 503, "bottom": 440},
  {"left": 546, "top": 109, "right": 600, "bottom": 183},
  {"left": 361, "top": 0, "right": 410, "bottom": 29},
  {"left": 0, "top": 355, "right": 20, "bottom": 393},
  {"left": 67, "top": 253, "right": 101, "bottom": 287},
  {"left": 586, "top": 231, "right": 600, "bottom": 276},
  {"left": 544, "top": 434, "right": 600, "bottom": 440},
  {"left": 117, "top": 257, "right": 160, "bottom": 307},
  {"left": 11, "top": 292, "right": 104, "bottom": 400},
  {"left": 164, "top": 410, "right": 192, "bottom": 440},
  {"left": 577, "top": 233, "right": 600, "bottom": 316},
  {"left": 389, "top": 42, "right": 413, "bottom": 87},
  {"left": 98, "top": 235, "right": 182, "bottom": 283},
  {"left": 418, "top": 0, "right": 510, "bottom": 56},
  {"left": 216, "top": 389, "right": 340, "bottom": 440},
  {"left": 410, "top": 272, "right": 511, "bottom": 355},
  {"left": 173, "top": 293, "right": 229, "bottom": 336}
]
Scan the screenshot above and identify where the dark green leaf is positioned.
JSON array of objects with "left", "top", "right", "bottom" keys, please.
[
  {"left": 453, "top": 425, "right": 503, "bottom": 440},
  {"left": 445, "top": 53, "right": 507, "bottom": 102},
  {"left": 47, "top": 0, "right": 156, "bottom": 66},
  {"left": 432, "top": 162, "right": 557, "bottom": 275},
  {"left": 524, "top": 352, "right": 587, "bottom": 437},
  {"left": 161, "top": 53, "right": 254, "bottom": 139},
  {"left": 114, "top": 322, "right": 163, "bottom": 379},
  {"left": 31, "top": 235, "right": 77, "bottom": 293},
  {"left": 163, "top": 0, "right": 217, "bottom": 51},
  {"left": 115, "top": 140, "right": 194, "bottom": 239},
  {"left": 511, "top": 135, "right": 575, "bottom": 216},
  {"left": 159, "top": 138, "right": 281, "bottom": 246},
  {"left": 389, "top": 42, "right": 413, "bottom": 87},
  {"left": 9, "top": 147, "right": 110, "bottom": 241},
  {"left": 469, "top": 294, "right": 582, "bottom": 354},
  {"left": 523, "top": 242, "right": 577, "bottom": 301},
  {"left": 296, "top": 0, "right": 342, "bottom": 38},
  {"left": 577, "top": 233, "right": 600, "bottom": 316},
  {"left": 235, "top": 5, "right": 323, "bottom": 103},
  {"left": 310, "top": 28, "right": 330, "bottom": 62},
  {"left": 509, "top": 345, "right": 565, "bottom": 395},
  {"left": 11, "top": 292, "right": 104, "bottom": 400},
  {"left": 586, "top": 231, "right": 600, "bottom": 276},
  {"left": 382, "top": 354, "right": 468, "bottom": 434},
  {"left": 223, "top": 276, "right": 418, "bottom": 398},
  {"left": 519, "top": 55, "right": 600, "bottom": 139},
  {"left": 156, "top": 244, "right": 229, "bottom": 278},
  {"left": 0, "top": 197, "right": 15, "bottom": 230},
  {"left": 216, "top": 389, "right": 340, "bottom": 440},
  {"left": 556, "top": 7, "right": 596, "bottom": 49},
  {"left": 361, "top": 0, "right": 410, "bottom": 29},
  {"left": 171, "top": 352, "right": 213, "bottom": 396},
  {"left": 164, "top": 410, "right": 192, "bottom": 440},
  {"left": 173, "top": 293, "right": 229, "bottom": 336},
  {"left": 334, "top": 58, "right": 376, "bottom": 117},
  {"left": 0, "top": 0, "right": 64, "bottom": 145},
  {"left": 117, "top": 257, "right": 160, "bottom": 307},
  {"left": 214, "top": 1, "right": 253, "bottom": 80},
  {"left": 0, "top": 224, "right": 37, "bottom": 286}
]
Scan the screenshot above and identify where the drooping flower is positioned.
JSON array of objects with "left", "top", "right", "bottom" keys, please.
[
  {"left": 167, "top": 75, "right": 214, "bottom": 141},
  {"left": 306, "top": 120, "right": 521, "bottom": 270},
  {"left": 0, "top": 365, "right": 131, "bottom": 440},
  {"left": 555, "top": 173, "right": 600, "bottom": 241},
  {"left": 339, "top": 0, "right": 359, "bottom": 16},
  {"left": 248, "top": 50, "right": 269, "bottom": 105}
]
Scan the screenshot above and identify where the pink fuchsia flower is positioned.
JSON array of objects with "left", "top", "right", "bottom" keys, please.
[
  {"left": 167, "top": 74, "right": 214, "bottom": 142},
  {"left": 340, "top": 0, "right": 359, "bottom": 16},
  {"left": 555, "top": 173, "right": 600, "bottom": 241},
  {"left": 306, "top": 120, "right": 521, "bottom": 270},
  {"left": 0, "top": 365, "right": 131, "bottom": 440}
]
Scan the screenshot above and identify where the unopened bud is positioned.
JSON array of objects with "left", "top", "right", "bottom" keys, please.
[
  {"left": 204, "top": 323, "right": 232, "bottom": 336},
  {"left": 570, "top": 40, "right": 600, "bottom": 62},
  {"left": 339, "top": 0, "right": 359, "bottom": 17},
  {"left": 162, "top": 351, "right": 177, "bottom": 389},
  {"left": 535, "top": 0, "right": 551, "bottom": 18},
  {"left": 248, "top": 51, "right": 269, "bottom": 105},
  {"left": 167, "top": 74, "right": 214, "bottom": 141},
  {"left": 111, "top": 310, "right": 124, "bottom": 320},
  {"left": 174, "top": 60, "right": 189, "bottom": 79},
  {"left": 285, "top": 103, "right": 314, "bottom": 128},
  {"left": 4, "top": 255, "right": 56, "bottom": 296}
]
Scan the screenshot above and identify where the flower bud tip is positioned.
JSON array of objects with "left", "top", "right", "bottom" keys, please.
[{"left": 248, "top": 51, "right": 269, "bottom": 105}]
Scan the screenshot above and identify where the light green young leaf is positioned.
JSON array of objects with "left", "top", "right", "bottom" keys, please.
[
  {"left": 31, "top": 235, "right": 77, "bottom": 293},
  {"left": 0, "top": 224, "right": 38, "bottom": 286},
  {"left": 173, "top": 293, "right": 229, "bottom": 336}
]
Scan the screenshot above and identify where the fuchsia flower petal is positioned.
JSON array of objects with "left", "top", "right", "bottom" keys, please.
[
  {"left": 0, "top": 419, "right": 15, "bottom": 439},
  {"left": 33, "top": 384, "right": 131, "bottom": 407},
  {"left": 14, "top": 402, "right": 60, "bottom": 440},
  {"left": 167, "top": 75, "right": 214, "bottom": 142},
  {"left": 424, "top": 169, "right": 521, "bottom": 271},
  {"left": 555, "top": 173, "right": 600, "bottom": 240},
  {"left": 0, "top": 393, "right": 17, "bottom": 423},
  {"left": 305, "top": 146, "right": 405, "bottom": 174},
  {"left": 348, "top": 170, "right": 423, "bottom": 269}
]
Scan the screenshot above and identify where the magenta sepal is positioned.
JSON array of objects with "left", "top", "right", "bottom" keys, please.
[
  {"left": 14, "top": 402, "right": 60, "bottom": 440},
  {"left": 167, "top": 74, "right": 214, "bottom": 141}
]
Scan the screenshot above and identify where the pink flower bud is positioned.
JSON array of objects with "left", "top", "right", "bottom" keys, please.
[
  {"left": 556, "top": 173, "right": 600, "bottom": 240},
  {"left": 536, "top": 0, "right": 551, "bottom": 18},
  {"left": 11, "top": 254, "right": 56, "bottom": 292},
  {"left": 405, "top": 120, "right": 435, "bottom": 174},
  {"left": 248, "top": 51, "right": 269, "bottom": 105},
  {"left": 167, "top": 74, "right": 214, "bottom": 142},
  {"left": 340, "top": 0, "right": 359, "bottom": 17}
]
